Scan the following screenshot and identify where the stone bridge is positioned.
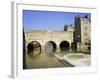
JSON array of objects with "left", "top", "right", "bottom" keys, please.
[{"left": 25, "top": 30, "right": 74, "bottom": 55}]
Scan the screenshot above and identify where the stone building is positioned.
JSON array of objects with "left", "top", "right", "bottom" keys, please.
[{"left": 73, "top": 14, "right": 91, "bottom": 52}]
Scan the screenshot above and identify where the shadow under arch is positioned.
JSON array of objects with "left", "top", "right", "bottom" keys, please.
[
  {"left": 60, "top": 40, "right": 70, "bottom": 52},
  {"left": 45, "top": 41, "right": 57, "bottom": 53},
  {"left": 27, "top": 41, "right": 41, "bottom": 57}
]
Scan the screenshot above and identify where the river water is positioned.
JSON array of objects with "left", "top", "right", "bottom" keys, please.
[{"left": 25, "top": 52, "right": 73, "bottom": 69}]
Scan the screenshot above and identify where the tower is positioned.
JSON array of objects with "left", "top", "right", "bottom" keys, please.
[
  {"left": 74, "top": 14, "right": 91, "bottom": 52},
  {"left": 74, "top": 15, "right": 81, "bottom": 42}
]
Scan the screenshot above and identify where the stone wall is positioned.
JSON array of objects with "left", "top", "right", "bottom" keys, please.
[{"left": 25, "top": 30, "right": 73, "bottom": 53}]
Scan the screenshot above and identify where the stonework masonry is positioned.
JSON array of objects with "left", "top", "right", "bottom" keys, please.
[{"left": 25, "top": 30, "right": 73, "bottom": 53}]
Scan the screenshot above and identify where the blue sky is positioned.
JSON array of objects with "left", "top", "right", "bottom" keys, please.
[{"left": 23, "top": 10, "right": 90, "bottom": 31}]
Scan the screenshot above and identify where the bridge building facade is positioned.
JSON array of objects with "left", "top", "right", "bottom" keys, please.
[{"left": 25, "top": 29, "right": 74, "bottom": 56}]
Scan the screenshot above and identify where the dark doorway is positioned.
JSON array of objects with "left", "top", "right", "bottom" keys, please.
[{"left": 60, "top": 41, "right": 70, "bottom": 52}]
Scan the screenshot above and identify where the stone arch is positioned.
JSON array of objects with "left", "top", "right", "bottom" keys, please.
[
  {"left": 45, "top": 41, "right": 57, "bottom": 53},
  {"left": 27, "top": 41, "right": 41, "bottom": 56},
  {"left": 60, "top": 40, "right": 70, "bottom": 52}
]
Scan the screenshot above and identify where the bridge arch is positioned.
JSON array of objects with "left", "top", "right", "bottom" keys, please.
[
  {"left": 45, "top": 41, "right": 57, "bottom": 53},
  {"left": 60, "top": 40, "right": 70, "bottom": 52},
  {"left": 27, "top": 41, "right": 41, "bottom": 56}
]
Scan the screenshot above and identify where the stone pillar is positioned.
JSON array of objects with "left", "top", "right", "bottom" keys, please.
[
  {"left": 56, "top": 45, "right": 60, "bottom": 53},
  {"left": 41, "top": 45, "right": 45, "bottom": 55},
  {"left": 57, "top": 48, "right": 60, "bottom": 53}
]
